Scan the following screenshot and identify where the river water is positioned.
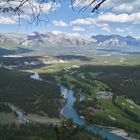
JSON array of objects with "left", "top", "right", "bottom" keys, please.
[
  {"left": 60, "top": 86, "right": 126, "bottom": 140},
  {"left": 29, "top": 72, "right": 128, "bottom": 139},
  {"left": 7, "top": 103, "right": 29, "bottom": 124}
]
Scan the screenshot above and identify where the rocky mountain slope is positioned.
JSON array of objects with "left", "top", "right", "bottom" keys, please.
[
  {"left": 90, "top": 35, "right": 140, "bottom": 48},
  {"left": 0, "top": 32, "right": 140, "bottom": 50}
]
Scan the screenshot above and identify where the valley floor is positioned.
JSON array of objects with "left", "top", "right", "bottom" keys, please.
[{"left": 0, "top": 53, "right": 140, "bottom": 140}]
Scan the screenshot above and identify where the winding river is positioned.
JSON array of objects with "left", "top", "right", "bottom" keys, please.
[
  {"left": 30, "top": 72, "right": 128, "bottom": 140},
  {"left": 60, "top": 86, "right": 127, "bottom": 140}
]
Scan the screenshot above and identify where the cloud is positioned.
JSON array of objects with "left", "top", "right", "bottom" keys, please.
[
  {"left": 73, "top": 0, "right": 96, "bottom": 7},
  {"left": 97, "top": 23, "right": 111, "bottom": 32},
  {"left": 68, "top": 32, "right": 81, "bottom": 37},
  {"left": 116, "top": 27, "right": 133, "bottom": 34},
  {"left": 116, "top": 28, "right": 125, "bottom": 33},
  {"left": 70, "top": 17, "right": 111, "bottom": 32},
  {"left": 72, "top": 26, "right": 85, "bottom": 31},
  {"left": 52, "top": 30, "right": 80, "bottom": 37},
  {"left": 0, "top": 1, "right": 60, "bottom": 15},
  {"left": 73, "top": 0, "right": 140, "bottom": 14},
  {"left": 97, "top": 12, "right": 140, "bottom": 24},
  {"left": 0, "top": 16, "right": 17, "bottom": 24},
  {"left": 114, "top": 0, "right": 140, "bottom": 13},
  {"left": 52, "top": 30, "right": 64, "bottom": 35},
  {"left": 102, "top": 0, "right": 140, "bottom": 14},
  {"left": 136, "top": 36, "right": 140, "bottom": 40},
  {"left": 0, "top": 1, "right": 60, "bottom": 24},
  {"left": 52, "top": 20, "right": 69, "bottom": 27},
  {"left": 70, "top": 18, "right": 96, "bottom": 25}
]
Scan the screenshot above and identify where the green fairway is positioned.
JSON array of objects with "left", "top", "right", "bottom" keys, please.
[
  {"left": 97, "top": 99, "right": 140, "bottom": 131},
  {"left": 116, "top": 96, "right": 140, "bottom": 117}
]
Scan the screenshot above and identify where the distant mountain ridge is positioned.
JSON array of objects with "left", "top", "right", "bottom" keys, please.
[
  {"left": 24, "top": 32, "right": 91, "bottom": 48},
  {"left": 0, "top": 32, "right": 140, "bottom": 49},
  {"left": 90, "top": 34, "right": 140, "bottom": 48}
]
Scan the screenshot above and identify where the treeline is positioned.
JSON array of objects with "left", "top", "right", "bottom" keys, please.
[
  {"left": 75, "top": 65, "right": 140, "bottom": 104},
  {"left": 0, "top": 120, "right": 105, "bottom": 140},
  {"left": 0, "top": 104, "right": 11, "bottom": 113},
  {"left": 74, "top": 98, "right": 100, "bottom": 113}
]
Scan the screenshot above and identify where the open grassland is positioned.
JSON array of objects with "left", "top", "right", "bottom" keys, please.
[
  {"left": 116, "top": 96, "right": 140, "bottom": 117},
  {"left": 94, "top": 99, "right": 140, "bottom": 132},
  {"left": 0, "top": 104, "right": 19, "bottom": 124},
  {"left": 0, "top": 112, "right": 18, "bottom": 124},
  {"left": 26, "top": 114, "right": 61, "bottom": 125},
  {"left": 34, "top": 61, "right": 81, "bottom": 73}
]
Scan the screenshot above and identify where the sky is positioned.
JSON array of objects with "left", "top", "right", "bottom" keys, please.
[{"left": 0, "top": 0, "right": 140, "bottom": 38}]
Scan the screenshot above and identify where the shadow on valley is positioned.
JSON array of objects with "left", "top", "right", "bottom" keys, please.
[
  {"left": 55, "top": 55, "right": 92, "bottom": 61},
  {"left": 0, "top": 56, "right": 46, "bottom": 70},
  {"left": 97, "top": 48, "right": 140, "bottom": 54},
  {"left": 0, "top": 48, "right": 33, "bottom": 55}
]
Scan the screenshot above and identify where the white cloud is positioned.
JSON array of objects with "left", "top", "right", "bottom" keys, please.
[
  {"left": 0, "top": 1, "right": 60, "bottom": 24},
  {"left": 73, "top": 0, "right": 140, "bottom": 14},
  {"left": 114, "top": 4, "right": 133, "bottom": 13},
  {"left": 0, "top": 1, "right": 60, "bottom": 15},
  {"left": 114, "top": 0, "right": 140, "bottom": 13},
  {"left": 73, "top": 0, "right": 96, "bottom": 7},
  {"left": 116, "top": 27, "right": 133, "bottom": 34},
  {"left": 52, "top": 30, "right": 80, "bottom": 37},
  {"left": 52, "top": 20, "right": 69, "bottom": 27},
  {"left": 72, "top": 26, "right": 85, "bottom": 31},
  {"left": 136, "top": 36, "right": 140, "bottom": 40},
  {"left": 101, "top": 26, "right": 110, "bottom": 32},
  {"left": 68, "top": 32, "right": 81, "bottom": 37},
  {"left": 0, "top": 16, "right": 17, "bottom": 24},
  {"left": 102, "top": 0, "right": 140, "bottom": 14},
  {"left": 97, "top": 23, "right": 111, "bottom": 32},
  {"left": 97, "top": 12, "right": 140, "bottom": 24},
  {"left": 70, "top": 17, "right": 111, "bottom": 32},
  {"left": 70, "top": 18, "right": 96, "bottom": 25},
  {"left": 116, "top": 28, "right": 125, "bottom": 33},
  {"left": 52, "top": 30, "right": 64, "bottom": 35}
]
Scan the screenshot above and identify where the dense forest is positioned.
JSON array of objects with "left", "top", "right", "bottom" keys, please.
[
  {"left": 0, "top": 68, "right": 62, "bottom": 117},
  {"left": 0, "top": 120, "right": 104, "bottom": 140}
]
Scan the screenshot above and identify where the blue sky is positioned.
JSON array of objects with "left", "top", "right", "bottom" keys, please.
[{"left": 0, "top": 0, "right": 140, "bottom": 38}]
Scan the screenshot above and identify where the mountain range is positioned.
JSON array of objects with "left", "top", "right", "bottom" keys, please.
[
  {"left": 0, "top": 32, "right": 140, "bottom": 50},
  {"left": 90, "top": 35, "right": 140, "bottom": 48}
]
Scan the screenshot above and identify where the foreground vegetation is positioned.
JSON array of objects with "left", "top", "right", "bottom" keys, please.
[
  {"left": 0, "top": 68, "right": 62, "bottom": 118},
  {"left": 0, "top": 104, "right": 18, "bottom": 124},
  {"left": 0, "top": 55, "right": 140, "bottom": 138},
  {"left": 0, "top": 119, "right": 104, "bottom": 140},
  {"left": 40, "top": 65, "right": 140, "bottom": 134}
]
